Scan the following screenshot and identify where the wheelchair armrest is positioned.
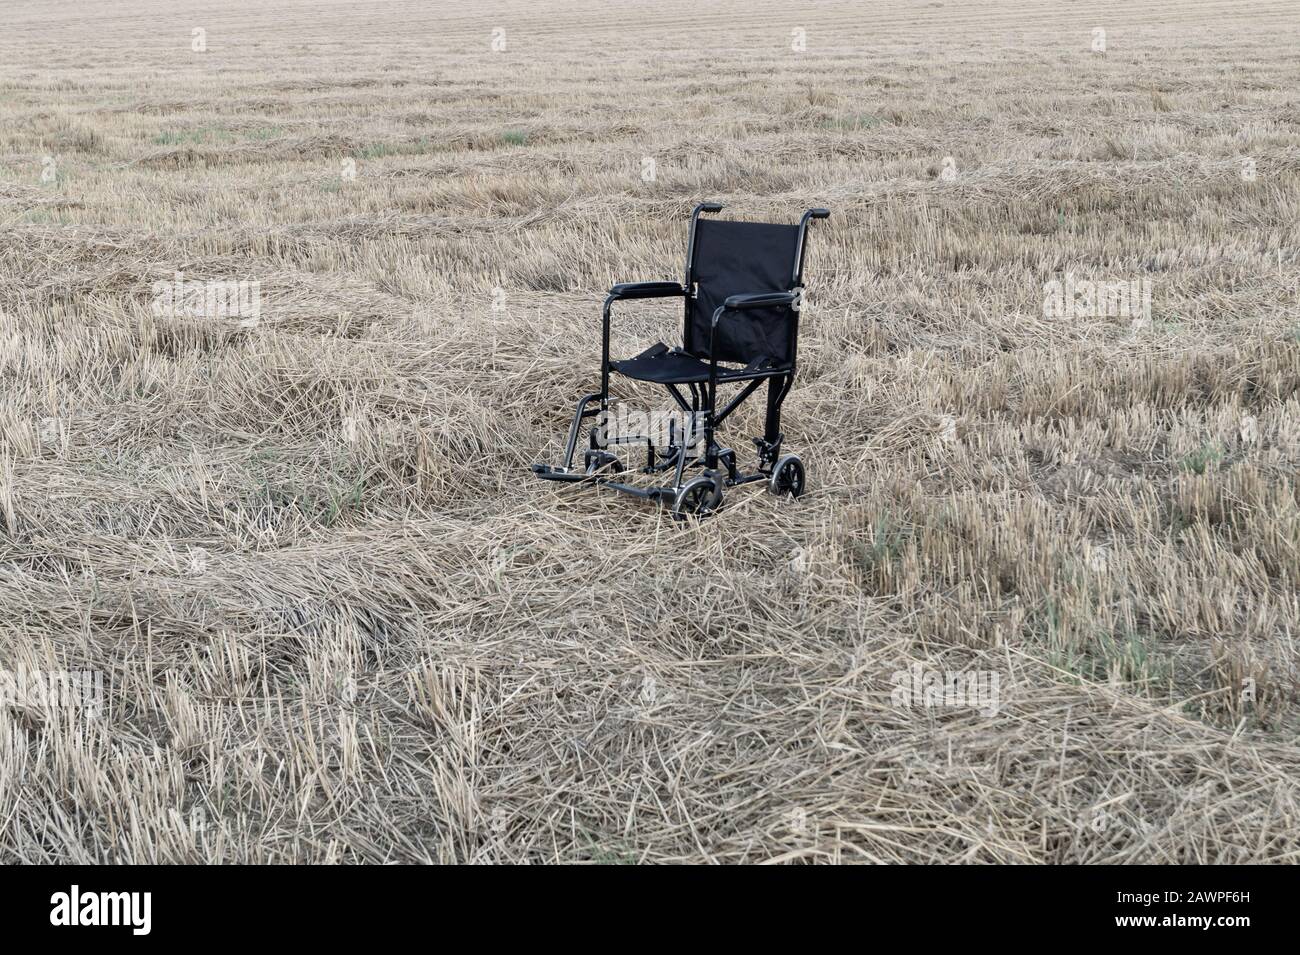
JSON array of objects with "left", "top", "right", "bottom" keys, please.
[
  {"left": 716, "top": 291, "right": 798, "bottom": 320},
  {"left": 608, "top": 281, "right": 685, "bottom": 300}
]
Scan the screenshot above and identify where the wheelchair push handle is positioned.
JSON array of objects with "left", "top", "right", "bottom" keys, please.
[{"left": 793, "top": 208, "right": 830, "bottom": 284}]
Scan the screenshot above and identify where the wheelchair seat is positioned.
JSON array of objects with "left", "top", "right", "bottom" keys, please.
[{"left": 611, "top": 344, "right": 786, "bottom": 384}]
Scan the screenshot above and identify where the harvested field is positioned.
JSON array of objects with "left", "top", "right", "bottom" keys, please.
[{"left": 0, "top": 0, "right": 1297, "bottom": 863}]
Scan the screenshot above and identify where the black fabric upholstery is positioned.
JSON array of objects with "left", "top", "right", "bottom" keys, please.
[
  {"left": 612, "top": 349, "right": 785, "bottom": 384},
  {"left": 688, "top": 219, "right": 801, "bottom": 364}
]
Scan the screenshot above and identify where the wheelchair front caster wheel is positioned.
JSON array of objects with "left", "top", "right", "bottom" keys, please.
[
  {"left": 585, "top": 450, "right": 623, "bottom": 475},
  {"left": 768, "top": 454, "right": 805, "bottom": 498},
  {"left": 672, "top": 475, "right": 722, "bottom": 519}
]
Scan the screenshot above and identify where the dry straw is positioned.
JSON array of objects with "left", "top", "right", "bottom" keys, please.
[{"left": 0, "top": 0, "right": 1296, "bottom": 862}]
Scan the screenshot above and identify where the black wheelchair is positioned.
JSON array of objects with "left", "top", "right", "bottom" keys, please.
[{"left": 532, "top": 202, "right": 830, "bottom": 518}]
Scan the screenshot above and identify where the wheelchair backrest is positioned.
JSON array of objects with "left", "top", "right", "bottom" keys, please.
[{"left": 686, "top": 218, "right": 803, "bottom": 365}]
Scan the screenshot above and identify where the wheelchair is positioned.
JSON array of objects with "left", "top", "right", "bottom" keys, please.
[{"left": 532, "top": 202, "right": 830, "bottom": 518}]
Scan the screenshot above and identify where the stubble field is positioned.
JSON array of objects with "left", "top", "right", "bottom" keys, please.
[{"left": 1, "top": 0, "right": 1298, "bottom": 863}]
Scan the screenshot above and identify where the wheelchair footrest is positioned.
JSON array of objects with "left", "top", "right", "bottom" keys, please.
[{"left": 531, "top": 464, "right": 585, "bottom": 482}]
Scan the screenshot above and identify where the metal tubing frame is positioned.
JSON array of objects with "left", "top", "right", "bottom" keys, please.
[
  {"left": 682, "top": 201, "right": 723, "bottom": 356},
  {"left": 562, "top": 392, "right": 601, "bottom": 470}
]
